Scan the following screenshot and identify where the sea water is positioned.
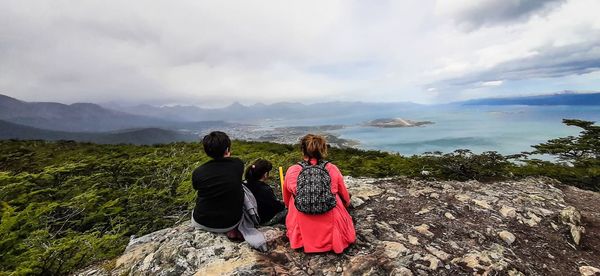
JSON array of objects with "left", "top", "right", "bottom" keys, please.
[{"left": 267, "top": 105, "right": 600, "bottom": 156}]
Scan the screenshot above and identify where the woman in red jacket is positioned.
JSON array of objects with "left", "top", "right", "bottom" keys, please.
[{"left": 283, "top": 134, "right": 356, "bottom": 253}]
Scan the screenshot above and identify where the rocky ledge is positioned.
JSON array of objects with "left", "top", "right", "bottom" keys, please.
[{"left": 79, "top": 177, "right": 600, "bottom": 276}]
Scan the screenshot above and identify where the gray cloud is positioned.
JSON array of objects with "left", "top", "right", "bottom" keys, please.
[
  {"left": 438, "top": 0, "right": 567, "bottom": 30},
  {"left": 441, "top": 39, "right": 600, "bottom": 87}
]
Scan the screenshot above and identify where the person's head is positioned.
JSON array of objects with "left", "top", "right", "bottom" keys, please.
[
  {"left": 300, "top": 134, "right": 328, "bottom": 160},
  {"left": 202, "top": 131, "right": 231, "bottom": 159},
  {"left": 245, "top": 159, "right": 273, "bottom": 182}
]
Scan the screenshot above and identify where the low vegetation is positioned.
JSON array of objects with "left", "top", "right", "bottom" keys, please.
[{"left": 0, "top": 119, "right": 597, "bottom": 275}]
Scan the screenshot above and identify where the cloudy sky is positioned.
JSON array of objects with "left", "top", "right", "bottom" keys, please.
[{"left": 1, "top": 0, "right": 599, "bottom": 106}]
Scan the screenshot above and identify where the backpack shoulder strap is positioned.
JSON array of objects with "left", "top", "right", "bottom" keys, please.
[
  {"left": 317, "top": 160, "right": 329, "bottom": 170},
  {"left": 297, "top": 161, "right": 310, "bottom": 169}
]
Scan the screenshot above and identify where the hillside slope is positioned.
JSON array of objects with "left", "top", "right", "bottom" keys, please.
[
  {"left": 0, "top": 120, "right": 198, "bottom": 144},
  {"left": 0, "top": 94, "right": 170, "bottom": 132},
  {"left": 79, "top": 177, "right": 600, "bottom": 276}
]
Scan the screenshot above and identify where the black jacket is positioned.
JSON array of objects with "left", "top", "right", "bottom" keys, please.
[
  {"left": 192, "top": 157, "right": 244, "bottom": 229},
  {"left": 244, "top": 179, "right": 285, "bottom": 224}
]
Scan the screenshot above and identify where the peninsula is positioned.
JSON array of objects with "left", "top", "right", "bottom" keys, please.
[{"left": 366, "top": 118, "right": 434, "bottom": 128}]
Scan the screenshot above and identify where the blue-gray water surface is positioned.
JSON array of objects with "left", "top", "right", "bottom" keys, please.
[{"left": 263, "top": 105, "right": 600, "bottom": 156}]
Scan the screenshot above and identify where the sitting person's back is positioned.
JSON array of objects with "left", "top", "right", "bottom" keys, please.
[
  {"left": 243, "top": 159, "right": 286, "bottom": 225},
  {"left": 283, "top": 134, "right": 356, "bottom": 253},
  {"left": 192, "top": 131, "right": 244, "bottom": 232}
]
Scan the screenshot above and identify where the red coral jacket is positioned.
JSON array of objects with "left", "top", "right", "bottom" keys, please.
[{"left": 283, "top": 159, "right": 356, "bottom": 253}]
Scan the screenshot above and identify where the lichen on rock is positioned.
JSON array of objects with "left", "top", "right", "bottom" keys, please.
[{"left": 78, "top": 177, "right": 599, "bottom": 276}]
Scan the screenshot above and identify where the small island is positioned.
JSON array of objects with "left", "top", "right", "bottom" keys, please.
[{"left": 366, "top": 118, "right": 434, "bottom": 128}]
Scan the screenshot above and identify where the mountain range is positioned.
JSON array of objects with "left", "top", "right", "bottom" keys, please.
[
  {"left": 105, "top": 101, "right": 421, "bottom": 122},
  {"left": 0, "top": 120, "right": 198, "bottom": 145},
  {"left": 0, "top": 91, "right": 598, "bottom": 144},
  {"left": 459, "top": 91, "right": 600, "bottom": 106},
  {"left": 0, "top": 94, "right": 171, "bottom": 132}
]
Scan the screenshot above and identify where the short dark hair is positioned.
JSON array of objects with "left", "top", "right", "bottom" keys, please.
[
  {"left": 202, "top": 131, "right": 231, "bottom": 159},
  {"left": 244, "top": 159, "right": 273, "bottom": 182}
]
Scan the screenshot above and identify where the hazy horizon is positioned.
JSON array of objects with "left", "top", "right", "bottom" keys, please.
[
  {"left": 3, "top": 90, "right": 599, "bottom": 109},
  {"left": 1, "top": 0, "right": 599, "bottom": 107}
]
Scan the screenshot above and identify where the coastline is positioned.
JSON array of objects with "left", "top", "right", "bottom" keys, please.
[{"left": 227, "top": 124, "right": 360, "bottom": 149}]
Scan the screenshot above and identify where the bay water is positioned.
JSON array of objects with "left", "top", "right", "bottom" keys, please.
[{"left": 265, "top": 105, "right": 600, "bottom": 156}]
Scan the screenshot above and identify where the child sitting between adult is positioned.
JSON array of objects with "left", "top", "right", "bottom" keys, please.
[{"left": 243, "top": 159, "right": 287, "bottom": 225}]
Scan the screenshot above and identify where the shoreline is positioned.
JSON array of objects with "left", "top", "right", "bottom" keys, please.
[{"left": 225, "top": 124, "right": 360, "bottom": 149}]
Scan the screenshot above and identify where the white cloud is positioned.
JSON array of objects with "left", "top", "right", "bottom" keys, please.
[{"left": 481, "top": 80, "right": 504, "bottom": 87}]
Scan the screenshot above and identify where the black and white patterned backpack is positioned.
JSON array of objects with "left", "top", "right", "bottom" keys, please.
[{"left": 294, "top": 160, "right": 337, "bottom": 214}]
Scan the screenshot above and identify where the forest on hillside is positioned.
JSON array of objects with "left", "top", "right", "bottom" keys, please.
[{"left": 0, "top": 119, "right": 597, "bottom": 275}]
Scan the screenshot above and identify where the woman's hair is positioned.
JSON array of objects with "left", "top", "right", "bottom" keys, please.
[
  {"left": 202, "top": 131, "right": 231, "bottom": 159},
  {"left": 244, "top": 159, "right": 273, "bottom": 182},
  {"left": 300, "top": 134, "right": 328, "bottom": 160}
]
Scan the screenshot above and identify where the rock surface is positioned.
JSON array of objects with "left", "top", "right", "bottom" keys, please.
[
  {"left": 580, "top": 266, "right": 600, "bottom": 276},
  {"left": 78, "top": 177, "right": 600, "bottom": 276},
  {"left": 497, "top": 231, "right": 516, "bottom": 245}
]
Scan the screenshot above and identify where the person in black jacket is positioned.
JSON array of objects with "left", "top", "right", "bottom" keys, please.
[
  {"left": 243, "top": 159, "right": 286, "bottom": 225},
  {"left": 191, "top": 131, "right": 244, "bottom": 235}
]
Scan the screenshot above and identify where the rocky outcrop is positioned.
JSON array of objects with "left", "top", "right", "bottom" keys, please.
[{"left": 78, "top": 177, "right": 600, "bottom": 276}]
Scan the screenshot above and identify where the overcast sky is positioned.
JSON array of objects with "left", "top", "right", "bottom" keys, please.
[{"left": 1, "top": 0, "right": 599, "bottom": 106}]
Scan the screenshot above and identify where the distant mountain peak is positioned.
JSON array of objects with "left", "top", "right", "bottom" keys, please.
[
  {"left": 227, "top": 102, "right": 247, "bottom": 109},
  {"left": 70, "top": 102, "right": 104, "bottom": 109},
  {"left": 0, "top": 94, "right": 24, "bottom": 104}
]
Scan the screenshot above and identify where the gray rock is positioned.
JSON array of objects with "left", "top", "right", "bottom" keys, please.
[
  {"left": 560, "top": 206, "right": 582, "bottom": 225},
  {"left": 498, "top": 231, "right": 516, "bottom": 245},
  {"left": 499, "top": 205, "right": 517, "bottom": 218},
  {"left": 408, "top": 235, "right": 420, "bottom": 245},
  {"left": 413, "top": 224, "right": 434, "bottom": 238},
  {"left": 570, "top": 224, "right": 585, "bottom": 245},
  {"left": 580, "top": 266, "right": 600, "bottom": 276},
  {"left": 391, "top": 267, "right": 413, "bottom": 276},
  {"left": 382, "top": 241, "right": 411, "bottom": 258},
  {"left": 425, "top": 245, "right": 451, "bottom": 261},
  {"left": 350, "top": 197, "right": 365, "bottom": 208},
  {"left": 559, "top": 206, "right": 585, "bottom": 245}
]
